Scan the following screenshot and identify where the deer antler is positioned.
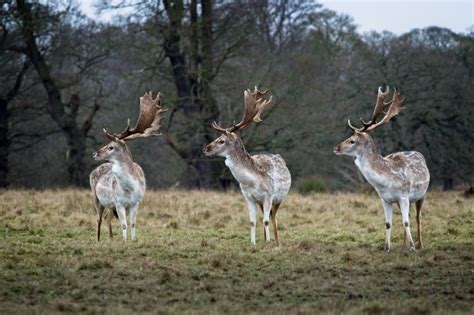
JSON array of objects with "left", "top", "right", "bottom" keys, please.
[
  {"left": 212, "top": 86, "right": 273, "bottom": 133},
  {"left": 103, "top": 91, "right": 166, "bottom": 141},
  {"left": 348, "top": 86, "right": 405, "bottom": 132}
]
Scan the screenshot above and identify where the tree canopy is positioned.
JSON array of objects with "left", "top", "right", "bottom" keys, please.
[{"left": 1, "top": 0, "right": 472, "bottom": 190}]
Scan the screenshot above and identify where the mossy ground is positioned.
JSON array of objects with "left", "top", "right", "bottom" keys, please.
[{"left": 0, "top": 190, "right": 472, "bottom": 314}]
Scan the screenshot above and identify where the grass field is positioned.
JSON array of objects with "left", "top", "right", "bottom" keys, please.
[{"left": 0, "top": 189, "right": 472, "bottom": 314}]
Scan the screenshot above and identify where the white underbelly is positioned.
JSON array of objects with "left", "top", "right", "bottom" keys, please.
[
  {"left": 408, "top": 190, "right": 427, "bottom": 203},
  {"left": 377, "top": 190, "right": 399, "bottom": 203},
  {"left": 116, "top": 190, "right": 143, "bottom": 207},
  {"left": 377, "top": 188, "right": 426, "bottom": 204}
]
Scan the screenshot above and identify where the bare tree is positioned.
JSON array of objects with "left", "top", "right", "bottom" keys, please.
[
  {"left": 0, "top": 4, "right": 31, "bottom": 187},
  {"left": 0, "top": 52, "right": 29, "bottom": 187},
  {"left": 15, "top": 0, "right": 105, "bottom": 186}
]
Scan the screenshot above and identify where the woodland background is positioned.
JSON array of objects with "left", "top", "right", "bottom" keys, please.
[{"left": 1, "top": 0, "right": 473, "bottom": 191}]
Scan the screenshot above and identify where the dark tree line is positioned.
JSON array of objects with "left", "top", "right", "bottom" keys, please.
[
  {"left": 0, "top": 0, "right": 472, "bottom": 190},
  {"left": 16, "top": 0, "right": 102, "bottom": 186}
]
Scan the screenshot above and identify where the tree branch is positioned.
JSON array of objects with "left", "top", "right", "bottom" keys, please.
[
  {"left": 82, "top": 102, "right": 100, "bottom": 134},
  {"left": 6, "top": 61, "right": 30, "bottom": 102},
  {"left": 16, "top": 0, "right": 67, "bottom": 126}
]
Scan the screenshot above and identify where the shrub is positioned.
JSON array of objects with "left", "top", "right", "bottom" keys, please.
[{"left": 296, "top": 177, "right": 327, "bottom": 195}]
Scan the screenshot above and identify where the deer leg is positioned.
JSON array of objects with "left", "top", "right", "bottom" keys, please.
[
  {"left": 96, "top": 204, "right": 105, "bottom": 242},
  {"left": 403, "top": 230, "right": 407, "bottom": 248},
  {"left": 129, "top": 202, "right": 139, "bottom": 241},
  {"left": 271, "top": 203, "right": 281, "bottom": 246},
  {"left": 244, "top": 196, "right": 257, "bottom": 245},
  {"left": 415, "top": 198, "right": 424, "bottom": 249},
  {"left": 97, "top": 215, "right": 102, "bottom": 242},
  {"left": 396, "top": 202, "right": 407, "bottom": 247},
  {"left": 382, "top": 200, "right": 393, "bottom": 253},
  {"left": 115, "top": 204, "right": 127, "bottom": 241},
  {"left": 106, "top": 208, "right": 114, "bottom": 239},
  {"left": 400, "top": 198, "right": 416, "bottom": 251},
  {"left": 257, "top": 203, "right": 265, "bottom": 241},
  {"left": 262, "top": 198, "right": 272, "bottom": 242}
]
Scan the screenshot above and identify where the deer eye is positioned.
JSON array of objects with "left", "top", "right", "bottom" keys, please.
[
  {"left": 349, "top": 140, "right": 355, "bottom": 144},
  {"left": 219, "top": 140, "right": 225, "bottom": 144},
  {"left": 108, "top": 146, "right": 114, "bottom": 151}
]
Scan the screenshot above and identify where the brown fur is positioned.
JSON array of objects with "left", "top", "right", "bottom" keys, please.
[
  {"left": 415, "top": 198, "right": 424, "bottom": 249},
  {"left": 271, "top": 203, "right": 281, "bottom": 246}
]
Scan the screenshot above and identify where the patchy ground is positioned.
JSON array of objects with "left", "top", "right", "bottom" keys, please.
[{"left": 0, "top": 189, "right": 472, "bottom": 314}]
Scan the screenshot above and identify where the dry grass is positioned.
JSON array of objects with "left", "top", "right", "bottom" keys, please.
[{"left": 0, "top": 189, "right": 472, "bottom": 314}]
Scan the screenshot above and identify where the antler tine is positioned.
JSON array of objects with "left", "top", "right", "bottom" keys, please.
[
  {"left": 104, "top": 91, "right": 167, "bottom": 141},
  {"left": 153, "top": 91, "right": 161, "bottom": 104},
  {"left": 102, "top": 127, "right": 117, "bottom": 141},
  {"left": 211, "top": 121, "right": 228, "bottom": 134},
  {"left": 253, "top": 86, "right": 268, "bottom": 98},
  {"left": 364, "top": 88, "right": 406, "bottom": 132},
  {"left": 349, "top": 86, "right": 391, "bottom": 132},
  {"left": 211, "top": 87, "right": 273, "bottom": 134},
  {"left": 347, "top": 119, "right": 359, "bottom": 131},
  {"left": 359, "top": 117, "right": 371, "bottom": 128},
  {"left": 228, "top": 87, "right": 273, "bottom": 132},
  {"left": 361, "top": 86, "right": 390, "bottom": 124}
]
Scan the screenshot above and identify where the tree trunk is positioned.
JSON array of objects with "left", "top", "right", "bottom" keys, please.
[
  {"left": 162, "top": 0, "right": 224, "bottom": 188},
  {"left": 65, "top": 129, "right": 88, "bottom": 187},
  {"left": 194, "top": 158, "right": 224, "bottom": 188},
  {"left": 0, "top": 99, "right": 9, "bottom": 187},
  {"left": 442, "top": 177, "right": 454, "bottom": 191}
]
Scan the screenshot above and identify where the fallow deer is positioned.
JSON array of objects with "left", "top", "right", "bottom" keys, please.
[
  {"left": 204, "top": 87, "right": 291, "bottom": 246},
  {"left": 90, "top": 91, "right": 165, "bottom": 241},
  {"left": 333, "top": 87, "right": 430, "bottom": 252}
]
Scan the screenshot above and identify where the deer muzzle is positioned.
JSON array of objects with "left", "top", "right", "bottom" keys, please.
[{"left": 203, "top": 144, "right": 214, "bottom": 156}]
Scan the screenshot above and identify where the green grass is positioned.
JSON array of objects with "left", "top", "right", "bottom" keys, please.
[{"left": 0, "top": 189, "right": 473, "bottom": 314}]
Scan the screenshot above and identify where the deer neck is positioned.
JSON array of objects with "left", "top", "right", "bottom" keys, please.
[
  {"left": 224, "top": 140, "right": 259, "bottom": 185},
  {"left": 354, "top": 140, "right": 389, "bottom": 188},
  {"left": 111, "top": 153, "right": 139, "bottom": 192}
]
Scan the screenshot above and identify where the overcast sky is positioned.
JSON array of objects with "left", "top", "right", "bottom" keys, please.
[
  {"left": 318, "top": 0, "right": 473, "bottom": 34},
  {"left": 80, "top": 0, "right": 473, "bottom": 35}
]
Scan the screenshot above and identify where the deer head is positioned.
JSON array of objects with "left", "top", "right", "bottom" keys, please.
[
  {"left": 204, "top": 87, "right": 272, "bottom": 157},
  {"left": 93, "top": 91, "right": 166, "bottom": 162},
  {"left": 333, "top": 86, "right": 406, "bottom": 157}
]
